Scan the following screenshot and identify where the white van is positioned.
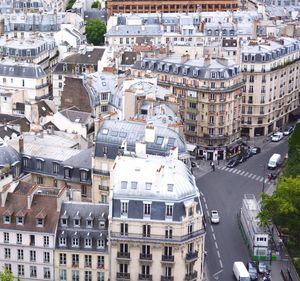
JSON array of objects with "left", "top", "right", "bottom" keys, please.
[
  {"left": 268, "top": 153, "right": 281, "bottom": 169},
  {"left": 233, "top": 261, "right": 250, "bottom": 281}
]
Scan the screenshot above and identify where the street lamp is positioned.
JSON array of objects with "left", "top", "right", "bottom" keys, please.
[{"left": 262, "top": 164, "right": 266, "bottom": 193}]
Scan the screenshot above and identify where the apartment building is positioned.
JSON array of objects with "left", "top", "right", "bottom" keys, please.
[
  {"left": 132, "top": 55, "right": 243, "bottom": 160},
  {"left": 55, "top": 202, "right": 109, "bottom": 281},
  {"left": 93, "top": 119, "right": 188, "bottom": 203},
  {"left": 107, "top": 0, "right": 238, "bottom": 16},
  {"left": 0, "top": 181, "right": 66, "bottom": 281},
  {"left": 109, "top": 152, "right": 205, "bottom": 281},
  {"left": 241, "top": 38, "right": 300, "bottom": 137}
]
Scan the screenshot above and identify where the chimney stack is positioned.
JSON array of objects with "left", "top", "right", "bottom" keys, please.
[{"left": 19, "top": 135, "right": 24, "bottom": 153}]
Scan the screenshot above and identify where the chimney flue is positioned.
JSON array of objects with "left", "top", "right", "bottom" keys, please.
[{"left": 19, "top": 136, "right": 24, "bottom": 153}]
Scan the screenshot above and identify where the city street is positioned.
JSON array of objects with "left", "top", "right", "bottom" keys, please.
[{"left": 196, "top": 138, "right": 288, "bottom": 281}]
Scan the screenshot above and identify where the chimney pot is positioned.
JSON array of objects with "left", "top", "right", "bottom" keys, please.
[{"left": 19, "top": 136, "right": 24, "bottom": 153}]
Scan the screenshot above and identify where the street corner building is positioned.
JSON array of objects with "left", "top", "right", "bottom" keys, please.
[{"left": 109, "top": 150, "right": 206, "bottom": 281}]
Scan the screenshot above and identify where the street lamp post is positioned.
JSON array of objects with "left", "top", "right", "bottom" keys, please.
[{"left": 262, "top": 164, "right": 266, "bottom": 193}]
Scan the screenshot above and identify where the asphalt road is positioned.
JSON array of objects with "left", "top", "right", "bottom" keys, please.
[{"left": 196, "top": 138, "right": 288, "bottom": 281}]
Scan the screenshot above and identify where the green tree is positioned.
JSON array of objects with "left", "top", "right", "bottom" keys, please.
[
  {"left": 91, "top": 1, "right": 100, "bottom": 8},
  {"left": 85, "top": 19, "right": 106, "bottom": 46},
  {"left": 66, "top": 0, "right": 76, "bottom": 10},
  {"left": 258, "top": 176, "right": 300, "bottom": 241},
  {"left": 0, "top": 267, "right": 14, "bottom": 281}
]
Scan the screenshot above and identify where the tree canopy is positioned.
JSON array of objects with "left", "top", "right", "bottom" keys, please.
[
  {"left": 0, "top": 268, "right": 14, "bottom": 281},
  {"left": 66, "top": 0, "right": 76, "bottom": 10},
  {"left": 85, "top": 19, "right": 106, "bottom": 46}
]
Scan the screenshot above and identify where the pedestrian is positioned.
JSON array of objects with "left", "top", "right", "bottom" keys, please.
[{"left": 210, "top": 161, "right": 215, "bottom": 171}]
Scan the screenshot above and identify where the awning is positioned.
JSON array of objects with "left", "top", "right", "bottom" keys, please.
[{"left": 186, "top": 143, "right": 197, "bottom": 152}]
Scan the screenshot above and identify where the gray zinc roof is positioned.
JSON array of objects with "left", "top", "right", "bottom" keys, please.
[
  {"left": 0, "top": 141, "right": 20, "bottom": 168},
  {"left": 61, "top": 147, "right": 93, "bottom": 169},
  {"left": 0, "top": 61, "right": 46, "bottom": 78}
]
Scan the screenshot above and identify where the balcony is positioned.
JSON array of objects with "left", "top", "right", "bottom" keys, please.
[
  {"left": 72, "top": 263, "right": 79, "bottom": 268},
  {"left": 161, "top": 255, "right": 174, "bottom": 262},
  {"left": 185, "top": 271, "right": 198, "bottom": 281},
  {"left": 161, "top": 276, "right": 174, "bottom": 281},
  {"left": 117, "top": 252, "right": 131, "bottom": 260},
  {"left": 186, "top": 251, "right": 198, "bottom": 261},
  {"left": 139, "top": 274, "right": 153, "bottom": 280},
  {"left": 93, "top": 169, "right": 110, "bottom": 177},
  {"left": 117, "top": 273, "right": 130, "bottom": 280},
  {"left": 139, "top": 253, "right": 152, "bottom": 261},
  {"left": 186, "top": 96, "right": 197, "bottom": 102},
  {"left": 185, "top": 119, "right": 197, "bottom": 125},
  {"left": 99, "top": 185, "right": 109, "bottom": 191}
]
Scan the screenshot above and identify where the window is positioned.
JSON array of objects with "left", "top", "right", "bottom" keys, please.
[
  {"left": 60, "top": 269, "right": 67, "bottom": 281},
  {"left": 23, "top": 157, "right": 29, "bottom": 168},
  {"left": 59, "top": 237, "right": 66, "bottom": 246},
  {"left": 166, "top": 204, "right": 173, "bottom": 218},
  {"left": 18, "top": 265, "right": 24, "bottom": 276},
  {"left": 142, "top": 224, "right": 151, "bottom": 237},
  {"left": 17, "top": 233, "right": 22, "bottom": 244},
  {"left": 4, "top": 248, "right": 11, "bottom": 259},
  {"left": 44, "top": 252, "right": 50, "bottom": 263},
  {"left": 37, "top": 176, "right": 43, "bottom": 184},
  {"left": 85, "top": 255, "right": 92, "bottom": 267},
  {"left": 4, "top": 264, "right": 11, "bottom": 272},
  {"left": 43, "top": 236, "right": 49, "bottom": 247},
  {"left": 131, "top": 181, "right": 137, "bottom": 189},
  {"left": 64, "top": 168, "right": 71, "bottom": 178},
  {"left": 60, "top": 253, "right": 67, "bottom": 265},
  {"left": 44, "top": 267, "right": 51, "bottom": 279},
  {"left": 97, "top": 239, "right": 105, "bottom": 249},
  {"left": 30, "top": 250, "right": 36, "bottom": 262},
  {"left": 144, "top": 203, "right": 151, "bottom": 216},
  {"left": 85, "top": 271, "right": 92, "bottom": 281},
  {"left": 167, "top": 184, "right": 173, "bottom": 192},
  {"left": 3, "top": 215, "right": 10, "bottom": 224},
  {"left": 72, "top": 237, "right": 79, "bottom": 247},
  {"left": 61, "top": 218, "right": 68, "bottom": 226},
  {"left": 97, "top": 272, "right": 105, "bottom": 281},
  {"left": 121, "top": 201, "right": 128, "bottom": 215},
  {"left": 72, "top": 270, "right": 79, "bottom": 281},
  {"left": 120, "top": 223, "right": 128, "bottom": 236},
  {"left": 164, "top": 266, "right": 172, "bottom": 277},
  {"left": 97, "top": 256, "right": 105, "bottom": 269},
  {"left": 36, "top": 159, "right": 44, "bottom": 171},
  {"left": 74, "top": 219, "right": 80, "bottom": 227},
  {"left": 16, "top": 216, "right": 23, "bottom": 225},
  {"left": 53, "top": 163, "right": 59, "bottom": 174},
  {"left": 18, "top": 249, "right": 24, "bottom": 260},
  {"left": 121, "top": 181, "right": 127, "bottom": 189},
  {"left": 156, "top": 136, "right": 164, "bottom": 145},
  {"left": 36, "top": 218, "right": 44, "bottom": 227},
  {"left": 86, "top": 218, "right": 93, "bottom": 227},
  {"left": 165, "top": 227, "right": 173, "bottom": 239},
  {"left": 72, "top": 254, "right": 79, "bottom": 266},
  {"left": 85, "top": 238, "right": 92, "bottom": 248},
  {"left": 145, "top": 182, "right": 152, "bottom": 190},
  {"left": 80, "top": 170, "right": 88, "bottom": 182},
  {"left": 30, "top": 266, "right": 37, "bottom": 278},
  {"left": 188, "top": 223, "right": 193, "bottom": 234}
]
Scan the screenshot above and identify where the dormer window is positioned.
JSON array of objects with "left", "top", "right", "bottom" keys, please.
[
  {"left": 36, "top": 158, "right": 44, "bottom": 171},
  {"left": 61, "top": 218, "right": 68, "bottom": 226},
  {"left": 23, "top": 156, "right": 30, "bottom": 169},
  {"left": 86, "top": 212, "right": 93, "bottom": 228},
  {"left": 64, "top": 166, "right": 72, "bottom": 179},
  {"left": 16, "top": 217, "right": 24, "bottom": 225},
  {"left": 74, "top": 219, "right": 80, "bottom": 227},
  {"left": 80, "top": 169, "right": 88, "bottom": 182},
  {"left": 85, "top": 237, "right": 92, "bottom": 248},
  {"left": 97, "top": 239, "right": 105, "bottom": 249},
  {"left": 99, "top": 220, "right": 105, "bottom": 228},
  {"left": 72, "top": 237, "right": 79, "bottom": 247},
  {"left": 59, "top": 236, "right": 66, "bottom": 246},
  {"left": 3, "top": 215, "right": 11, "bottom": 224},
  {"left": 36, "top": 218, "right": 44, "bottom": 227}
]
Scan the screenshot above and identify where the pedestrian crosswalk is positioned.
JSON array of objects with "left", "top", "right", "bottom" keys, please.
[{"left": 218, "top": 166, "right": 268, "bottom": 184}]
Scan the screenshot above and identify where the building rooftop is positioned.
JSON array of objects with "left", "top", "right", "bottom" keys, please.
[
  {"left": 112, "top": 154, "right": 199, "bottom": 202},
  {"left": 60, "top": 107, "right": 92, "bottom": 124},
  {"left": 0, "top": 60, "right": 46, "bottom": 78}
]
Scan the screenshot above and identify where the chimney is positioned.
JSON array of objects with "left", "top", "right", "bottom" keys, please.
[
  {"left": 204, "top": 54, "right": 211, "bottom": 67},
  {"left": 181, "top": 53, "right": 190, "bottom": 64},
  {"left": 19, "top": 135, "right": 24, "bottom": 153},
  {"left": 145, "top": 123, "right": 155, "bottom": 143}
]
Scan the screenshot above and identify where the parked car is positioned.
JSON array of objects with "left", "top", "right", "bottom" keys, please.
[
  {"left": 283, "top": 126, "right": 294, "bottom": 136},
  {"left": 247, "top": 262, "right": 258, "bottom": 280},
  {"left": 210, "top": 210, "right": 220, "bottom": 224},
  {"left": 242, "top": 149, "right": 252, "bottom": 159},
  {"left": 271, "top": 132, "right": 284, "bottom": 142},
  {"left": 258, "top": 262, "right": 268, "bottom": 274},
  {"left": 227, "top": 158, "right": 239, "bottom": 168},
  {"left": 250, "top": 146, "right": 261, "bottom": 155}
]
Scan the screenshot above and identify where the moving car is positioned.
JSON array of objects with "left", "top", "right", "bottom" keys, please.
[
  {"left": 250, "top": 146, "right": 261, "bottom": 155},
  {"left": 258, "top": 262, "right": 267, "bottom": 274},
  {"left": 227, "top": 158, "right": 239, "bottom": 168},
  {"left": 210, "top": 210, "right": 220, "bottom": 224},
  {"left": 247, "top": 262, "right": 258, "bottom": 280},
  {"left": 283, "top": 126, "right": 294, "bottom": 136},
  {"left": 233, "top": 261, "right": 250, "bottom": 281},
  {"left": 271, "top": 132, "right": 284, "bottom": 142}
]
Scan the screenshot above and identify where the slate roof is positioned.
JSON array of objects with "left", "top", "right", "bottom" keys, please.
[
  {"left": 0, "top": 141, "right": 20, "bottom": 167},
  {"left": 95, "top": 120, "right": 187, "bottom": 159},
  {"left": 0, "top": 126, "right": 20, "bottom": 140},
  {"left": 60, "top": 108, "right": 91, "bottom": 124},
  {"left": 55, "top": 202, "right": 109, "bottom": 251},
  {"left": 0, "top": 114, "right": 31, "bottom": 132},
  {"left": 62, "top": 148, "right": 93, "bottom": 170},
  {"left": 121, "top": 51, "right": 138, "bottom": 65},
  {"left": 35, "top": 100, "right": 54, "bottom": 117},
  {"left": 0, "top": 60, "right": 46, "bottom": 78}
]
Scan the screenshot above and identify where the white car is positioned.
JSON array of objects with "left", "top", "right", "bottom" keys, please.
[
  {"left": 283, "top": 126, "right": 294, "bottom": 136},
  {"left": 271, "top": 132, "right": 283, "bottom": 142},
  {"left": 210, "top": 210, "right": 220, "bottom": 224}
]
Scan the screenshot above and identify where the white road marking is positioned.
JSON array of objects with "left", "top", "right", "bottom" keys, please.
[
  {"left": 213, "top": 270, "right": 223, "bottom": 279},
  {"left": 221, "top": 166, "right": 226, "bottom": 170},
  {"left": 203, "top": 197, "right": 207, "bottom": 203},
  {"left": 240, "top": 171, "right": 245, "bottom": 176},
  {"left": 253, "top": 175, "right": 260, "bottom": 180},
  {"left": 236, "top": 170, "right": 242, "bottom": 175},
  {"left": 217, "top": 250, "right": 220, "bottom": 258},
  {"left": 212, "top": 233, "right": 216, "bottom": 240},
  {"left": 248, "top": 173, "right": 253, "bottom": 178},
  {"left": 225, "top": 168, "right": 229, "bottom": 171},
  {"left": 232, "top": 169, "right": 238, "bottom": 173},
  {"left": 259, "top": 177, "right": 264, "bottom": 182},
  {"left": 244, "top": 172, "right": 249, "bottom": 177},
  {"left": 210, "top": 225, "right": 214, "bottom": 232},
  {"left": 219, "top": 260, "right": 223, "bottom": 268},
  {"left": 264, "top": 179, "right": 268, "bottom": 184},
  {"left": 206, "top": 210, "right": 210, "bottom": 217},
  {"left": 215, "top": 241, "right": 218, "bottom": 249},
  {"left": 251, "top": 174, "right": 256, "bottom": 179}
]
